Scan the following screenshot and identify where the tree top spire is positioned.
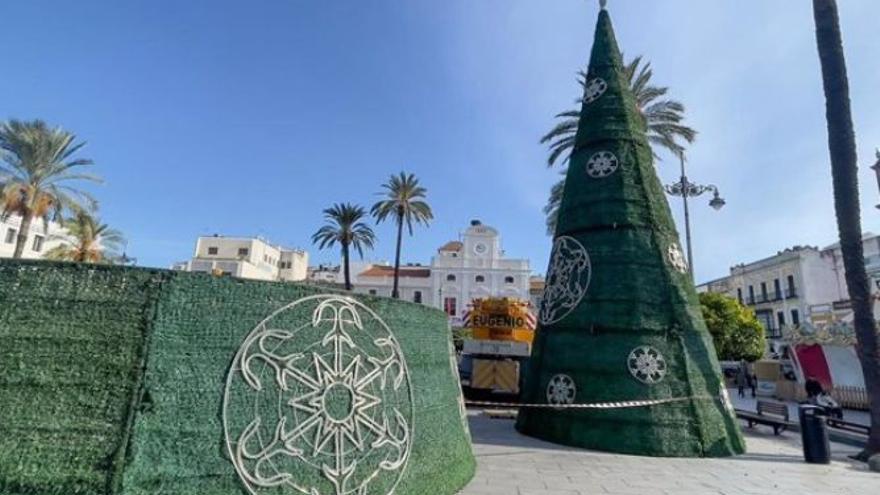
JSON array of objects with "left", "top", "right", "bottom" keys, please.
[{"left": 600, "top": 0, "right": 608, "bottom": 10}]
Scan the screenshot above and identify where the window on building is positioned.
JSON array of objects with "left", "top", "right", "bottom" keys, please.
[
  {"left": 368, "top": 289, "right": 377, "bottom": 295},
  {"left": 4, "top": 228, "right": 15, "bottom": 244},
  {"left": 238, "top": 247, "right": 249, "bottom": 256},
  {"left": 413, "top": 291, "right": 422, "bottom": 303},
  {"left": 446, "top": 274, "right": 456, "bottom": 282},
  {"left": 791, "top": 309, "right": 800, "bottom": 327},
  {"left": 475, "top": 275, "right": 485, "bottom": 283},
  {"left": 787, "top": 275, "right": 796, "bottom": 296},
  {"left": 773, "top": 279, "right": 782, "bottom": 300},
  {"left": 748, "top": 285, "right": 755, "bottom": 304},
  {"left": 505, "top": 276, "right": 515, "bottom": 284},
  {"left": 777, "top": 311, "right": 785, "bottom": 328},
  {"left": 207, "top": 247, "right": 218, "bottom": 255},
  {"left": 760, "top": 282, "right": 768, "bottom": 302},
  {"left": 444, "top": 297, "right": 457, "bottom": 316},
  {"left": 755, "top": 311, "right": 773, "bottom": 333},
  {"left": 32, "top": 235, "right": 44, "bottom": 252},
  {"left": 736, "top": 288, "right": 743, "bottom": 304}
]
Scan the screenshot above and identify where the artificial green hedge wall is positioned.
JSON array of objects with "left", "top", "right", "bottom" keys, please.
[{"left": 0, "top": 261, "right": 475, "bottom": 495}]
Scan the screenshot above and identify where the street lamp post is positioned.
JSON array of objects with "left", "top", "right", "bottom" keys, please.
[
  {"left": 663, "top": 155, "right": 725, "bottom": 280},
  {"left": 869, "top": 149, "right": 880, "bottom": 209}
]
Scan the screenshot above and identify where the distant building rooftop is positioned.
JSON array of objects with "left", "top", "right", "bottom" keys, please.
[
  {"left": 438, "top": 241, "right": 463, "bottom": 252},
  {"left": 359, "top": 265, "right": 431, "bottom": 278}
]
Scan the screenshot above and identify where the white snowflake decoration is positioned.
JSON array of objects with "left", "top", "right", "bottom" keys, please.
[
  {"left": 667, "top": 243, "right": 688, "bottom": 273},
  {"left": 585, "top": 151, "right": 619, "bottom": 179},
  {"left": 539, "top": 236, "right": 592, "bottom": 325},
  {"left": 546, "top": 374, "right": 576, "bottom": 405},
  {"left": 627, "top": 346, "right": 667, "bottom": 385},
  {"left": 223, "top": 295, "right": 414, "bottom": 495},
  {"left": 584, "top": 77, "right": 608, "bottom": 104}
]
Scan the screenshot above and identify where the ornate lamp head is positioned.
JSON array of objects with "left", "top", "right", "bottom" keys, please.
[{"left": 709, "top": 191, "right": 726, "bottom": 211}]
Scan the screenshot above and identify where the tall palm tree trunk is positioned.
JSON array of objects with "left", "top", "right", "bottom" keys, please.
[
  {"left": 813, "top": 0, "right": 880, "bottom": 457},
  {"left": 342, "top": 242, "right": 352, "bottom": 291},
  {"left": 392, "top": 208, "right": 404, "bottom": 299},
  {"left": 13, "top": 212, "right": 34, "bottom": 259}
]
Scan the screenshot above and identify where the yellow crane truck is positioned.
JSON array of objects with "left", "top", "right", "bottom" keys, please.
[{"left": 458, "top": 297, "right": 536, "bottom": 396}]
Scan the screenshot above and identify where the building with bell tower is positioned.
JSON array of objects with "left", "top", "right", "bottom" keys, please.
[{"left": 430, "top": 220, "right": 530, "bottom": 323}]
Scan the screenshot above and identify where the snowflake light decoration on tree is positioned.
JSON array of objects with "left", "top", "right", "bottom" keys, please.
[
  {"left": 546, "top": 374, "right": 576, "bottom": 405},
  {"left": 667, "top": 243, "right": 688, "bottom": 274},
  {"left": 627, "top": 346, "right": 667, "bottom": 385},
  {"left": 539, "top": 236, "right": 592, "bottom": 325},
  {"left": 223, "top": 295, "right": 414, "bottom": 495},
  {"left": 585, "top": 151, "right": 619, "bottom": 179},
  {"left": 584, "top": 78, "right": 608, "bottom": 104}
]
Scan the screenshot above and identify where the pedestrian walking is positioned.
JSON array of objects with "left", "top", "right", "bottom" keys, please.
[
  {"left": 749, "top": 372, "right": 757, "bottom": 398},
  {"left": 735, "top": 365, "right": 748, "bottom": 398}
]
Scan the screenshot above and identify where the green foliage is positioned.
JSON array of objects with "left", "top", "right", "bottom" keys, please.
[
  {"left": 311, "top": 202, "right": 375, "bottom": 290},
  {"left": 541, "top": 56, "right": 697, "bottom": 235},
  {"left": 371, "top": 172, "right": 432, "bottom": 298},
  {"left": 451, "top": 326, "right": 471, "bottom": 351},
  {"left": 0, "top": 119, "right": 102, "bottom": 258},
  {"left": 44, "top": 210, "right": 125, "bottom": 263},
  {"left": 699, "top": 292, "right": 765, "bottom": 362},
  {"left": 370, "top": 172, "right": 433, "bottom": 235}
]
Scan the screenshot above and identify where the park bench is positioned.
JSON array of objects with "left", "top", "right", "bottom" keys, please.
[
  {"left": 826, "top": 417, "right": 870, "bottom": 437},
  {"left": 737, "top": 400, "right": 791, "bottom": 435}
]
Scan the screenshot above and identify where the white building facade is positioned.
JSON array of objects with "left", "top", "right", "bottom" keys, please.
[
  {"left": 177, "top": 235, "right": 308, "bottom": 282},
  {"left": 346, "top": 220, "right": 531, "bottom": 324},
  {"left": 0, "top": 214, "right": 65, "bottom": 260},
  {"left": 698, "top": 233, "right": 880, "bottom": 343},
  {"left": 430, "top": 221, "right": 530, "bottom": 322}
]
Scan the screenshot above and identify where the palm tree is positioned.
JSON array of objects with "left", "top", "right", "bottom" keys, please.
[
  {"left": 371, "top": 172, "right": 433, "bottom": 299},
  {"left": 813, "top": 0, "right": 880, "bottom": 459},
  {"left": 311, "top": 203, "right": 376, "bottom": 291},
  {"left": 541, "top": 56, "right": 696, "bottom": 234},
  {"left": 0, "top": 120, "right": 100, "bottom": 258},
  {"left": 44, "top": 210, "right": 125, "bottom": 263}
]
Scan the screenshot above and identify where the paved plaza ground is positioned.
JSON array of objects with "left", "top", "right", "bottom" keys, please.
[{"left": 458, "top": 410, "right": 878, "bottom": 495}]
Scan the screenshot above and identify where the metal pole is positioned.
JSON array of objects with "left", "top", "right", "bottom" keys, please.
[{"left": 679, "top": 155, "right": 695, "bottom": 281}]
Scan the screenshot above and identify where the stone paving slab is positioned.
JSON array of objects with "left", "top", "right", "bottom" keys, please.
[{"left": 458, "top": 410, "right": 878, "bottom": 495}]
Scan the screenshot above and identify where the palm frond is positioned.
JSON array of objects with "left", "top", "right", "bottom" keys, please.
[
  {"left": 312, "top": 202, "right": 375, "bottom": 260},
  {"left": 540, "top": 54, "right": 697, "bottom": 232}
]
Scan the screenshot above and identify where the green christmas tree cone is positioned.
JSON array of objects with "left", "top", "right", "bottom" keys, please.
[{"left": 515, "top": 8, "right": 745, "bottom": 457}]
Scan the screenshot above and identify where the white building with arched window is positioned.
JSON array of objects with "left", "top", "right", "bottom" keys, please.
[
  {"left": 430, "top": 220, "right": 530, "bottom": 323},
  {"left": 349, "top": 220, "right": 531, "bottom": 324}
]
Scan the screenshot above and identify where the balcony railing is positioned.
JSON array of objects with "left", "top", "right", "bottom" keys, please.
[
  {"left": 745, "top": 288, "right": 797, "bottom": 305},
  {"left": 765, "top": 327, "right": 783, "bottom": 340}
]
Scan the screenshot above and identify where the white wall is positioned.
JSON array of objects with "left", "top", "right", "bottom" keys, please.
[
  {"left": 189, "top": 236, "right": 308, "bottom": 282},
  {"left": 0, "top": 215, "right": 65, "bottom": 260}
]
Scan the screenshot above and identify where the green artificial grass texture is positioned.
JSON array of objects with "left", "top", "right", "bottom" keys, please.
[
  {"left": 516, "top": 10, "right": 745, "bottom": 457},
  {"left": 0, "top": 260, "right": 475, "bottom": 495}
]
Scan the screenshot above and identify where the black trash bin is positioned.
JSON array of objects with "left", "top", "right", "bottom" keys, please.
[{"left": 799, "top": 404, "right": 830, "bottom": 464}]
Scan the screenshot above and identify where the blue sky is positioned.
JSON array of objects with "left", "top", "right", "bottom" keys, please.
[{"left": 2, "top": 1, "right": 879, "bottom": 283}]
